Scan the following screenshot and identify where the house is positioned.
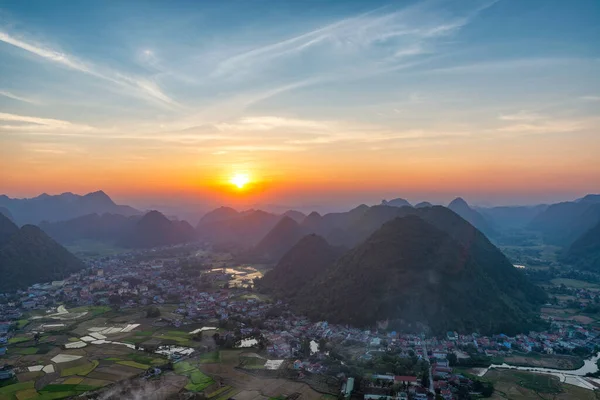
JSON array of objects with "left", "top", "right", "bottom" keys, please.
[
  {"left": 341, "top": 377, "right": 354, "bottom": 399},
  {"left": 0, "top": 366, "right": 14, "bottom": 380},
  {"left": 394, "top": 376, "right": 418, "bottom": 386}
]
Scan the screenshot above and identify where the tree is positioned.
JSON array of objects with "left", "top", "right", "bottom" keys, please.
[
  {"left": 421, "top": 370, "right": 429, "bottom": 388},
  {"left": 146, "top": 305, "right": 161, "bottom": 318},
  {"left": 447, "top": 352, "right": 458, "bottom": 366}
]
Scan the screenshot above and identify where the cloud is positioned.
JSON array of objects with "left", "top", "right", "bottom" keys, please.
[
  {"left": 499, "top": 111, "right": 544, "bottom": 122},
  {"left": 580, "top": 95, "right": 600, "bottom": 102},
  {"left": 0, "top": 90, "right": 40, "bottom": 104},
  {"left": 211, "top": 0, "right": 495, "bottom": 82},
  {"left": 216, "top": 116, "right": 330, "bottom": 132},
  {"left": 0, "top": 31, "right": 180, "bottom": 109}
]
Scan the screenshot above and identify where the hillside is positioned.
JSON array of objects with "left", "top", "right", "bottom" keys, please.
[
  {"left": 197, "top": 209, "right": 281, "bottom": 249},
  {"left": 40, "top": 213, "right": 138, "bottom": 244},
  {"left": 564, "top": 221, "right": 600, "bottom": 271},
  {"left": 528, "top": 201, "right": 600, "bottom": 246},
  {"left": 0, "top": 190, "right": 140, "bottom": 225},
  {"left": 249, "top": 216, "right": 308, "bottom": 262},
  {"left": 258, "top": 234, "right": 343, "bottom": 297},
  {"left": 0, "top": 213, "right": 84, "bottom": 292},
  {"left": 448, "top": 197, "right": 495, "bottom": 237},
  {"left": 287, "top": 216, "right": 545, "bottom": 335},
  {"left": 0, "top": 206, "right": 14, "bottom": 223},
  {"left": 197, "top": 206, "right": 240, "bottom": 225},
  {"left": 282, "top": 210, "right": 306, "bottom": 223},
  {"left": 119, "top": 210, "right": 195, "bottom": 248}
]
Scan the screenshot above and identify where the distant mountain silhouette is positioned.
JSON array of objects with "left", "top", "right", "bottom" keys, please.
[
  {"left": 564, "top": 221, "right": 600, "bottom": 271},
  {"left": 529, "top": 201, "right": 600, "bottom": 246},
  {"left": 0, "top": 213, "right": 84, "bottom": 292},
  {"left": 477, "top": 205, "right": 548, "bottom": 230},
  {"left": 40, "top": 213, "right": 139, "bottom": 244},
  {"left": 415, "top": 201, "right": 433, "bottom": 208},
  {"left": 197, "top": 209, "right": 280, "bottom": 249},
  {"left": 279, "top": 215, "right": 545, "bottom": 335},
  {"left": 0, "top": 191, "right": 140, "bottom": 225},
  {"left": 577, "top": 194, "right": 600, "bottom": 203},
  {"left": 282, "top": 210, "right": 306, "bottom": 223},
  {"left": 258, "top": 234, "right": 343, "bottom": 298},
  {"left": 119, "top": 210, "right": 195, "bottom": 248},
  {"left": 448, "top": 197, "right": 495, "bottom": 237},
  {"left": 381, "top": 198, "right": 411, "bottom": 207},
  {"left": 248, "top": 216, "right": 309, "bottom": 262},
  {"left": 301, "top": 211, "right": 322, "bottom": 232},
  {"left": 197, "top": 206, "right": 240, "bottom": 225},
  {"left": 0, "top": 206, "right": 14, "bottom": 223}
]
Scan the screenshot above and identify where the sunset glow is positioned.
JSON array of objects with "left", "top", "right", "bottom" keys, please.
[
  {"left": 230, "top": 173, "right": 250, "bottom": 189},
  {"left": 0, "top": 0, "right": 598, "bottom": 208}
]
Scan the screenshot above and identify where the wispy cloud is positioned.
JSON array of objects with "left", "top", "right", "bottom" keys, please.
[
  {"left": 0, "top": 31, "right": 181, "bottom": 110},
  {"left": 580, "top": 95, "right": 600, "bottom": 102},
  {"left": 211, "top": 0, "right": 495, "bottom": 83},
  {"left": 499, "top": 111, "right": 544, "bottom": 122},
  {"left": 0, "top": 112, "right": 99, "bottom": 134},
  {"left": 0, "top": 90, "right": 40, "bottom": 104}
]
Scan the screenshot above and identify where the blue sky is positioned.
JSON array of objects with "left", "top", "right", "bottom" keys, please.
[{"left": 0, "top": 0, "right": 599, "bottom": 208}]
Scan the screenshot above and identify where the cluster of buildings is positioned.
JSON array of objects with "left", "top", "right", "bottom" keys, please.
[{"left": 3, "top": 248, "right": 600, "bottom": 399}]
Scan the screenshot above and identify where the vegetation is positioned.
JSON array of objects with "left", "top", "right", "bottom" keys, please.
[
  {"left": 276, "top": 215, "right": 546, "bottom": 335},
  {"left": 60, "top": 360, "right": 99, "bottom": 376},
  {"left": 119, "top": 210, "right": 195, "bottom": 248},
  {"left": 564, "top": 220, "right": 600, "bottom": 271},
  {"left": 174, "top": 361, "right": 214, "bottom": 392},
  {"left": 0, "top": 213, "right": 84, "bottom": 292},
  {"left": 258, "top": 234, "right": 342, "bottom": 298}
]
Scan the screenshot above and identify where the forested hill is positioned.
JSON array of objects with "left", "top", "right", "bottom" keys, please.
[
  {"left": 270, "top": 215, "right": 545, "bottom": 335},
  {"left": 0, "top": 213, "right": 84, "bottom": 292}
]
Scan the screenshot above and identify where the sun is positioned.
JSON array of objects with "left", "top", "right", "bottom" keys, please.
[{"left": 230, "top": 173, "right": 250, "bottom": 189}]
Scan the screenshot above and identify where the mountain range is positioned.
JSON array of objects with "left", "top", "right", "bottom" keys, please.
[
  {"left": 0, "top": 213, "right": 84, "bottom": 292},
  {"left": 259, "top": 211, "right": 546, "bottom": 335},
  {"left": 40, "top": 210, "right": 195, "bottom": 249},
  {"left": 528, "top": 200, "right": 600, "bottom": 246},
  {"left": 0, "top": 191, "right": 140, "bottom": 226}
]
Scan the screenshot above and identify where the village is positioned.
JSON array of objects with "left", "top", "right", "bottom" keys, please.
[{"left": 2, "top": 245, "right": 600, "bottom": 399}]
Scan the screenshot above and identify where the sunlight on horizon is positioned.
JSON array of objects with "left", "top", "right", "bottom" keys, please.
[{"left": 230, "top": 173, "right": 250, "bottom": 189}]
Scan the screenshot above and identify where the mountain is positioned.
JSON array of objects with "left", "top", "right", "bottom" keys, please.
[
  {"left": 477, "top": 205, "right": 548, "bottom": 230},
  {"left": 381, "top": 198, "right": 411, "bottom": 207},
  {"left": 528, "top": 201, "right": 600, "bottom": 246},
  {"left": 284, "top": 215, "right": 545, "bottom": 335},
  {"left": 301, "top": 211, "right": 322, "bottom": 231},
  {"left": 0, "top": 191, "right": 140, "bottom": 225},
  {"left": 197, "top": 209, "right": 280, "bottom": 249},
  {"left": 415, "top": 202, "right": 433, "bottom": 208},
  {"left": 563, "top": 221, "right": 600, "bottom": 271},
  {"left": 249, "top": 216, "right": 308, "bottom": 262},
  {"left": 258, "top": 234, "right": 343, "bottom": 298},
  {"left": 0, "top": 206, "right": 14, "bottom": 223},
  {"left": 119, "top": 210, "right": 195, "bottom": 248},
  {"left": 40, "top": 213, "right": 138, "bottom": 244},
  {"left": 197, "top": 206, "right": 240, "bottom": 225},
  {"left": 304, "top": 204, "right": 370, "bottom": 240},
  {"left": 0, "top": 213, "right": 84, "bottom": 292},
  {"left": 0, "top": 212, "right": 19, "bottom": 245},
  {"left": 448, "top": 197, "right": 495, "bottom": 237},
  {"left": 577, "top": 194, "right": 600, "bottom": 203},
  {"left": 282, "top": 210, "right": 306, "bottom": 223}
]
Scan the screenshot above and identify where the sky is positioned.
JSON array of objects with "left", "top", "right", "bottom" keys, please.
[{"left": 0, "top": 0, "right": 599, "bottom": 211}]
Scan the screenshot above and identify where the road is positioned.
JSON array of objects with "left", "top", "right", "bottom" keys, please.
[{"left": 421, "top": 340, "right": 434, "bottom": 394}]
